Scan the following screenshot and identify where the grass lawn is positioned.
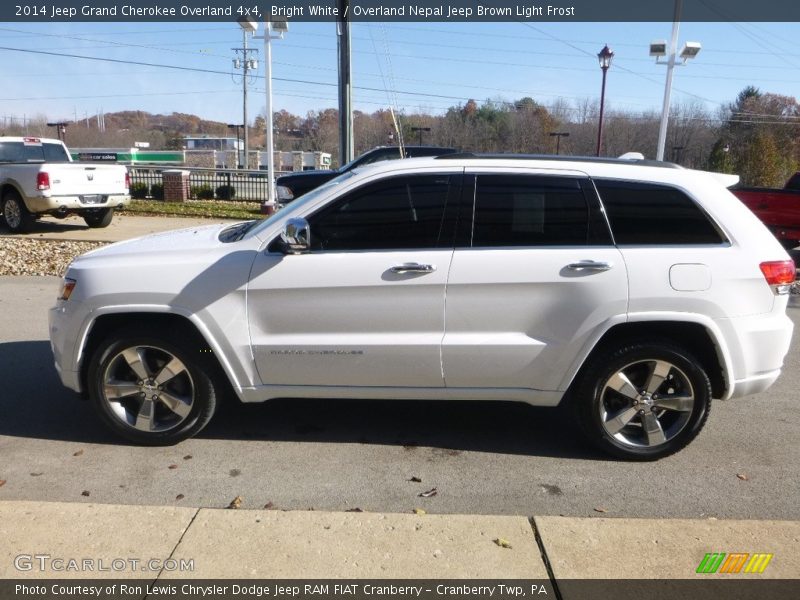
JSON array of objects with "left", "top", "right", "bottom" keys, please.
[{"left": 121, "top": 199, "right": 263, "bottom": 220}]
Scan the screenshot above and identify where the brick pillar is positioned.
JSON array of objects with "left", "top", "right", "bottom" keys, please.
[{"left": 163, "top": 169, "right": 190, "bottom": 202}]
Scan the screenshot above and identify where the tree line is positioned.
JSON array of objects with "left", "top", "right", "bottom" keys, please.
[{"left": 3, "top": 86, "right": 797, "bottom": 187}]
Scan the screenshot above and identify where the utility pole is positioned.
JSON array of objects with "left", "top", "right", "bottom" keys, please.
[
  {"left": 233, "top": 32, "right": 258, "bottom": 168},
  {"left": 337, "top": 0, "right": 353, "bottom": 166}
]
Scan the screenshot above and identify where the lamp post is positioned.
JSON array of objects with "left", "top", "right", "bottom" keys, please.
[
  {"left": 651, "top": 0, "right": 701, "bottom": 161},
  {"left": 47, "top": 121, "right": 68, "bottom": 143},
  {"left": 596, "top": 45, "right": 614, "bottom": 157},
  {"left": 549, "top": 131, "right": 570, "bottom": 155},
  {"left": 235, "top": 19, "right": 259, "bottom": 169},
  {"left": 250, "top": 17, "right": 288, "bottom": 213},
  {"left": 410, "top": 126, "right": 431, "bottom": 146},
  {"left": 227, "top": 124, "right": 244, "bottom": 168}
]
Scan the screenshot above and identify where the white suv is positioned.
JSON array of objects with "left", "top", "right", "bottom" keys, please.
[{"left": 49, "top": 155, "right": 795, "bottom": 459}]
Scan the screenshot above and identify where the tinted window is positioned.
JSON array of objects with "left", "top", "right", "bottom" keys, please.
[
  {"left": 0, "top": 141, "right": 68, "bottom": 162},
  {"left": 594, "top": 180, "right": 726, "bottom": 245},
  {"left": 472, "top": 175, "right": 593, "bottom": 247},
  {"left": 309, "top": 175, "right": 451, "bottom": 251}
]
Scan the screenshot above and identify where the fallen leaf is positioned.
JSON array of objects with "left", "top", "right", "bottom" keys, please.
[
  {"left": 227, "top": 496, "right": 243, "bottom": 509},
  {"left": 0, "top": 480, "right": 6, "bottom": 488},
  {"left": 594, "top": 507, "right": 607, "bottom": 513},
  {"left": 263, "top": 502, "right": 274, "bottom": 509},
  {"left": 409, "top": 476, "right": 422, "bottom": 483},
  {"left": 494, "top": 538, "right": 513, "bottom": 549},
  {"left": 736, "top": 473, "right": 749, "bottom": 481},
  {"left": 413, "top": 508, "right": 427, "bottom": 515},
  {"left": 175, "top": 494, "right": 185, "bottom": 501},
  {"left": 419, "top": 487, "right": 438, "bottom": 498},
  {"left": 183, "top": 455, "right": 193, "bottom": 460},
  {"left": 345, "top": 507, "right": 363, "bottom": 513},
  {"left": 81, "top": 490, "right": 90, "bottom": 497},
  {"left": 168, "top": 464, "right": 178, "bottom": 470},
  {"left": 73, "top": 450, "right": 84, "bottom": 457}
]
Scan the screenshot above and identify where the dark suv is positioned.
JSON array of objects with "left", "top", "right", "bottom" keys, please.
[{"left": 276, "top": 146, "right": 457, "bottom": 203}]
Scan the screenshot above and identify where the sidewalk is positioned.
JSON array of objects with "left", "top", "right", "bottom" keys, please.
[
  {"left": 0, "top": 214, "right": 239, "bottom": 243},
  {"left": 1, "top": 501, "right": 797, "bottom": 582}
]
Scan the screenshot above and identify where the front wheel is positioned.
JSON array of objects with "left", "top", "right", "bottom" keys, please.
[
  {"left": 87, "top": 327, "right": 217, "bottom": 445},
  {"left": 573, "top": 342, "right": 712, "bottom": 460},
  {"left": 83, "top": 208, "right": 114, "bottom": 228}
]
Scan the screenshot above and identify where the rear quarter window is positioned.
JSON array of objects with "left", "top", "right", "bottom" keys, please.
[{"left": 594, "top": 179, "right": 727, "bottom": 245}]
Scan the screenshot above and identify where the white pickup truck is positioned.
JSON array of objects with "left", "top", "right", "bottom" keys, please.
[{"left": 0, "top": 136, "right": 130, "bottom": 232}]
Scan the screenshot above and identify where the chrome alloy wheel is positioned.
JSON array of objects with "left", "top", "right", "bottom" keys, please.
[
  {"left": 598, "top": 359, "right": 695, "bottom": 448},
  {"left": 101, "top": 345, "right": 195, "bottom": 433},
  {"left": 4, "top": 198, "right": 22, "bottom": 229}
]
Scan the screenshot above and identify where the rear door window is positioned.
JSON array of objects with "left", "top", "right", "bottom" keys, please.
[{"left": 594, "top": 180, "right": 727, "bottom": 245}]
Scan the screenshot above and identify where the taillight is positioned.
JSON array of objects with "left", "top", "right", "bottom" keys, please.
[
  {"left": 37, "top": 172, "right": 50, "bottom": 191},
  {"left": 124, "top": 171, "right": 131, "bottom": 190},
  {"left": 760, "top": 260, "right": 795, "bottom": 295}
]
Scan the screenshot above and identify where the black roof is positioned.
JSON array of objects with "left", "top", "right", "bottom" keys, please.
[{"left": 435, "top": 152, "right": 681, "bottom": 169}]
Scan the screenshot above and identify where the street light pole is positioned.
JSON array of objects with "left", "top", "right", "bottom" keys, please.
[
  {"left": 596, "top": 45, "right": 614, "bottom": 157},
  {"left": 47, "top": 122, "right": 68, "bottom": 143},
  {"left": 250, "top": 17, "right": 287, "bottom": 213},
  {"left": 656, "top": 0, "right": 682, "bottom": 162},
  {"left": 549, "top": 131, "right": 569, "bottom": 155},
  {"left": 410, "top": 126, "right": 431, "bottom": 146}
]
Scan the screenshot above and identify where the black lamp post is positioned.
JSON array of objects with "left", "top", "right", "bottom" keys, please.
[
  {"left": 410, "top": 126, "right": 431, "bottom": 146},
  {"left": 549, "top": 132, "right": 570, "bottom": 155},
  {"left": 47, "top": 122, "right": 68, "bottom": 144},
  {"left": 596, "top": 45, "right": 614, "bottom": 157}
]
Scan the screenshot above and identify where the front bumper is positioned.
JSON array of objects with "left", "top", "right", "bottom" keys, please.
[{"left": 48, "top": 302, "right": 85, "bottom": 393}]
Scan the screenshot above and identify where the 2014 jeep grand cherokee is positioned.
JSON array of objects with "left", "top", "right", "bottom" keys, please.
[{"left": 49, "top": 154, "right": 795, "bottom": 459}]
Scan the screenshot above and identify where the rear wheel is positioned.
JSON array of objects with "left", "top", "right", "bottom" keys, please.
[
  {"left": 2, "top": 190, "right": 35, "bottom": 233},
  {"left": 83, "top": 208, "right": 114, "bottom": 228},
  {"left": 87, "top": 326, "right": 217, "bottom": 445},
  {"left": 574, "top": 342, "right": 711, "bottom": 460}
]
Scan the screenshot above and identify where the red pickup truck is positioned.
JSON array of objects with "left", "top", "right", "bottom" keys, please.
[{"left": 732, "top": 173, "right": 800, "bottom": 249}]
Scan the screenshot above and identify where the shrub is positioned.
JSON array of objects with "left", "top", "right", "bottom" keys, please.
[
  {"left": 130, "top": 182, "right": 149, "bottom": 199},
  {"left": 215, "top": 185, "right": 236, "bottom": 200},
  {"left": 191, "top": 184, "right": 215, "bottom": 200},
  {"left": 150, "top": 183, "right": 164, "bottom": 200}
]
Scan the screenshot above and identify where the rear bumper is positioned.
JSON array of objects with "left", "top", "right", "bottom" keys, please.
[
  {"left": 27, "top": 193, "right": 130, "bottom": 213},
  {"left": 723, "top": 310, "right": 793, "bottom": 399}
]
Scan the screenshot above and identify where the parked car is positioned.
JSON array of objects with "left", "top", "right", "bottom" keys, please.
[
  {"left": 0, "top": 137, "right": 130, "bottom": 232},
  {"left": 276, "top": 145, "right": 458, "bottom": 204},
  {"left": 49, "top": 154, "right": 795, "bottom": 459},
  {"left": 731, "top": 173, "right": 800, "bottom": 249}
]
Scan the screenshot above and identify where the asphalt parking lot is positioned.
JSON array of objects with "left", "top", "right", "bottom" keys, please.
[{"left": 1, "top": 275, "right": 799, "bottom": 520}]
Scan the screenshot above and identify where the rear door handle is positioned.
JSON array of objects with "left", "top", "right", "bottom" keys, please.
[
  {"left": 566, "top": 260, "right": 613, "bottom": 272},
  {"left": 390, "top": 262, "right": 436, "bottom": 274}
]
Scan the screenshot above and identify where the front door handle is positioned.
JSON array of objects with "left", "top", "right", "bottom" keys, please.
[
  {"left": 566, "top": 260, "right": 613, "bottom": 272},
  {"left": 390, "top": 262, "right": 436, "bottom": 274}
]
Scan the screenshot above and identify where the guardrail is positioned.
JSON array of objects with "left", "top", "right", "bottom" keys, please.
[{"left": 129, "top": 167, "right": 291, "bottom": 202}]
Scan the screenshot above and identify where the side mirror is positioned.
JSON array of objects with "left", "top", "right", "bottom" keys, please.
[{"left": 280, "top": 217, "right": 310, "bottom": 253}]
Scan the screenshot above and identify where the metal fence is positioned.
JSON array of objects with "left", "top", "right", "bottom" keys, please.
[{"left": 129, "top": 167, "right": 289, "bottom": 202}]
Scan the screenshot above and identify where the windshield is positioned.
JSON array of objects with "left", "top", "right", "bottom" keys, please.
[{"left": 248, "top": 170, "right": 359, "bottom": 239}]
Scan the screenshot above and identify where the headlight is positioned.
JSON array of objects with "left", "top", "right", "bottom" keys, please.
[
  {"left": 58, "top": 278, "right": 76, "bottom": 301},
  {"left": 276, "top": 185, "right": 294, "bottom": 201}
]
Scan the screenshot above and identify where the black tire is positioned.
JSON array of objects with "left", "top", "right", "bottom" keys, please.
[
  {"left": 87, "top": 325, "right": 217, "bottom": 445},
  {"left": 83, "top": 208, "right": 114, "bottom": 228},
  {"left": 573, "top": 341, "right": 712, "bottom": 461},
  {"left": 2, "top": 190, "right": 35, "bottom": 233}
]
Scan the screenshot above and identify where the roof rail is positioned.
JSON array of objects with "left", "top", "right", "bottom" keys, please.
[{"left": 434, "top": 152, "right": 681, "bottom": 169}]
